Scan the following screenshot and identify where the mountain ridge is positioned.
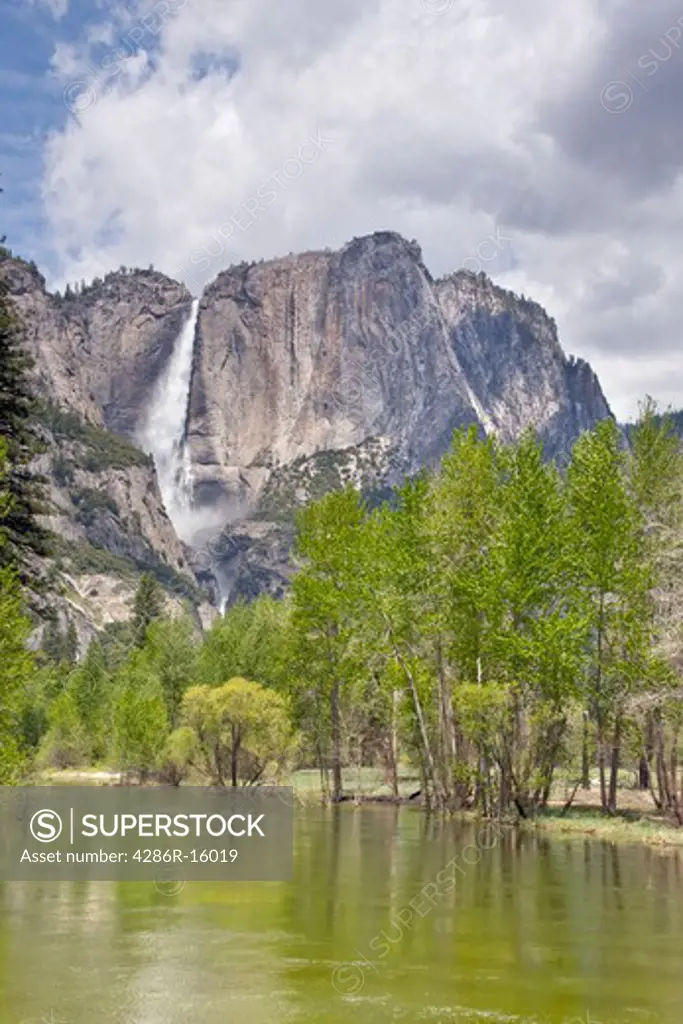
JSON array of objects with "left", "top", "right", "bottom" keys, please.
[{"left": 0, "top": 230, "right": 614, "bottom": 613}]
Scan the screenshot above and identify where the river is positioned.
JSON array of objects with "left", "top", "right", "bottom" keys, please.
[{"left": 1, "top": 805, "right": 681, "bottom": 1023}]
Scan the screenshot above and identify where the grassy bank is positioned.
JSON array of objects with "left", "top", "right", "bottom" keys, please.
[
  {"left": 529, "top": 806, "right": 683, "bottom": 847},
  {"left": 38, "top": 765, "right": 683, "bottom": 847}
]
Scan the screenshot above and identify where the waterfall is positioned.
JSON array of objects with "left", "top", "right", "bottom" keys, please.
[{"left": 139, "top": 298, "right": 199, "bottom": 541}]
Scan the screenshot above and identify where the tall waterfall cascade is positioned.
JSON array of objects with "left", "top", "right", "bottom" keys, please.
[{"left": 138, "top": 298, "right": 199, "bottom": 542}]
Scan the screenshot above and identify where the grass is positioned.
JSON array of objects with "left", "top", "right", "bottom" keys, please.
[
  {"left": 290, "top": 769, "right": 683, "bottom": 847},
  {"left": 530, "top": 805, "right": 683, "bottom": 847}
]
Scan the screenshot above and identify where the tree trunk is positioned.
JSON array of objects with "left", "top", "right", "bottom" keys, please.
[
  {"left": 597, "top": 718, "right": 608, "bottom": 812},
  {"left": 388, "top": 688, "right": 400, "bottom": 799},
  {"left": 214, "top": 741, "right": 225, "bottom": 787},
  {"left": 608, "top": 713, "right": 622, "bottom": 814},
  {"left": 437, "top": 639, "right": 456, "bottom": 806},
  {"left": 453, "top": 719, "right": 470, "bottom": 809},
  {"left": 582, "top": 711, "right": 591, "bottom": 789},
  {"left": 391, "top": 640, "right": 442, "bottom": 806},
  {"left": 330, "top": 678, "right": 343, "bottom": 803},
  {"left": 316, "top": 738, "right": 330, "bottom": 803},
  {"left": 638, "top": 755, "right": 650, "bottom": 790},
  {"left": 670, "top": 727, "right": 680, "bottom": 822},
  {"left": 231, "top": 725, "right": 240, "bottom": 788},
  {"left": 650, "top": 709, "right": 674, "bottom": 814},
  {"left": 596, "top": 599, "right": 606, "bottom": 810}
]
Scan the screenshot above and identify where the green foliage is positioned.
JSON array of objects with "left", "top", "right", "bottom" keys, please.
[
  {"left": 38, "top": 689, "right": 90, "bottom": 769},
  {"left": 131, "top": 573, "right": 165, "bottom": 647},
  {"left": 72, "top": 487, "right": 119, "bottom": 527},
  {"left": 0, "top": 563, "right": 34, "bottom": 781},
  {"left": 36, "top": 401, "right": 151, "bottom": 472},
  {"left": 40, "top": 618, "right": 79, "bottom": 667},
  {"left": 182, "top": 678, "right": 296, "bottom": 786},
  {"left": 4, "top": 398, "right": 682, "bottom": 820},
  {"left": 17, "top": 668, "right": 53, "bottom": 751},
  {"left": 0, "top": 437, "right": 35, "bottom": 781},
  {"left": 157, "top": 726, "right": 197, "bottom": 786},
  {"left": 0, "top": 290, "right": 52, "bottom": 571},
  {"left": 567, "top": 418, "right": 653, "bottom": 729},
  {"left": 291, "top": 487, "right": 368, "bottom": 800},
  {"left": 139, "top": 616, "right": 199, "bottom": 726},
  {"left": 197, "top": 596, "right": 290, "bottom": 690},
  {"left": 111, "top": 658, "right": 168, "bottom": 781}
]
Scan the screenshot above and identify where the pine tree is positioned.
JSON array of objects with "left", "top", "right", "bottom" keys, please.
[
  {"left": 64, "top": 622, "right": 79, "bottom": 665},
  {"left": 131, "top": 573, "right": 165, "bottom": 647},
  {"left": 0, "top": 436, "right": 33, "bottom": 782},
  {"left": 42, "top": 618, "right": 63, "bottom": 664},
  {"left": 0, "top": 284, "right": 51, "bottom": 574}
]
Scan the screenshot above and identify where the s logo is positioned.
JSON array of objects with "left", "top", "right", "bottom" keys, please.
[{"left": 29, "top": 809, "right": 63, "bottom": 844}]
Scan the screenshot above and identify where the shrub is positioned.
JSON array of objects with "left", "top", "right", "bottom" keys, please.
[
  {"left": 72, "top": 487, "right": 119, "bottom": 526},
  {"left": 36, "top": 401, "right": 151, "bottom": 472}
]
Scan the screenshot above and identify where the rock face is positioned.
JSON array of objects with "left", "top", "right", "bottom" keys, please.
[
  {"left": 1, "top": 256, "right": 191, "bottom": 435},
  {"left": 0, "top": 253, "right": 214, "bottom": 642},
  {"left": 186, "top": 232, "right": 611, "bottom": 523},
  {"left": 434, "top": 271, "right": 610, "bottom": 460},
  {"left": 26, "top": 404, "right": 216, "bottom": 647},
  {"left": 1, "top": 231, "right": 614, "bottom": 614}
]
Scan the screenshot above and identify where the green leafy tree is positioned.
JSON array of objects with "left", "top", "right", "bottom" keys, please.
[
  {"left": 131, "top": 573, "right": 165, "bottom": 647},
  {"left": 197, "top": 596, "right": 290, "bottom": 690},
  {"left": 0, "top": 436, "right": 34, "bottom": 781},
  {"left": 628, "top": 399, "right": 683, "bottom": 807},
  {"left": 291, "top": 488, "right": 366, "bottom": 801},
  {"left": 157, "top": 726, "right": 197, "bottom": 786},
  {"left": 567, "top": 418, "right": 653, "bottom": 812},
  {"left": 357, "top": 477, "right": 444, "bottom": 805},
  {"left": 38, "top": 689, "right": 90, "bottom": 769},
  {"left": 111, "top": 659, "right": 168, "bottom": 782},
  {"left": 42, "top": 619, "right": 63, "bottom": 665},
  {"left": 141, "top": 615, "right": 199, "bottom": 727},
  {"left": 426, "top": 427, "right": 504, "bottom": 809},
  {"left": 182, "top": 678, "right": 296, "bottom": 786},
  {"left": 64, "top": 622, "right": 79, "bottom": 665},
  {"left": 66, "top": 641, "right": 116, "bottom": 761},
  {"left": 41, "top": 618, "right": 79, "bottom": 667},
  {"left": 492, "top": 431, "right": 586, "bottom": 815}
]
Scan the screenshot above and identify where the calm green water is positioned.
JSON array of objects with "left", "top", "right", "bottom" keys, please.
[{"left": 1, "top": 806, "right": 682, "bottom": 1023}]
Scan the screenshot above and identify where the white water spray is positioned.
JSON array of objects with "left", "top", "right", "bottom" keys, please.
[{"left": 139, "top": 298, "right": 199, "bottom": 541}]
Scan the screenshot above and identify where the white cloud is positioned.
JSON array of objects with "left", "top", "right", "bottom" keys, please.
[{"left": 39, "top": 0, "right": 683, "bottom": 419}]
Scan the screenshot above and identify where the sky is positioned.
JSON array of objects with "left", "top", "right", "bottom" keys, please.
[{"left": 2, "top": 0, "right": 683, "bottom": 421}]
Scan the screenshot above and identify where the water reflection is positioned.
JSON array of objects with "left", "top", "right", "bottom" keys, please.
[{"left": 0, "top": 808, "right": 681, "bottom": 1023}]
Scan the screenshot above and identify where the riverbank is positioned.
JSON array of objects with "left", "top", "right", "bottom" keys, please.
[
  {"left": 37, "top": 766, "right": 683, "bottom": 847},
  {"left": 529, "top": 806, "right": 683, "bottom": 847}
]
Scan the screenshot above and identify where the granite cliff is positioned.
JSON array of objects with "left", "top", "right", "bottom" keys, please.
[
  {"left": 2, "top": 257, "right": 192, "bottom": 434},
  {"left": 183, "top": 233, "right": 610, "bottom": 600},
  {"left": 186, "top": 232, "right": 610, "bottom": 528},
  {"left": 1, "top": 230, "right": 613, "bottom": 616},
  {"left": 0, "top": 253, "right": 214, "bottom": 646}
]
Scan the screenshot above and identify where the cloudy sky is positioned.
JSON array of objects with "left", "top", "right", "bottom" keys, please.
[{"left": 2, "top": 0, "right": 683, "bottom": 420}]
